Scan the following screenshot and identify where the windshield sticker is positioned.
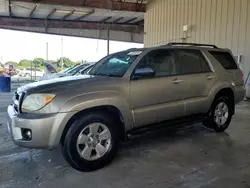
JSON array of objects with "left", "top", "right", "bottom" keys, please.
[{"left": 128, "top": 51, "right": 142, "bottom": 56}]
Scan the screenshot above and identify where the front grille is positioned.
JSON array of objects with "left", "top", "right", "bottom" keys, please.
[
  {"left": 14, "top": 105, "right": 18, "bottom": 112},
  {"left": 15, "top": 92, "right": 19, "bottom": 101}
]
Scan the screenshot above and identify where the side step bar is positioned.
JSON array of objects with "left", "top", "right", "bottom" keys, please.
[{"left": 126, "top": 115, "right": 205, "bottom": 139}]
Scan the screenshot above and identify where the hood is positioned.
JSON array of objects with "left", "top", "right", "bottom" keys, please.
[
  {"left": 39, "top": 73, "right": 70, "bottom": 81},
  {"left": 19, "top": 75, "right": 115, "bottom": 94}
]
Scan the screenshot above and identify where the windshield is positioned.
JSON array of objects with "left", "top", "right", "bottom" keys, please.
[
  {"left": 89, "top": 50, "right": 142, "bottom": 77},
  {"left": 67, "top": 64, "right": 90, "bottom": 75},
  {"left": 59, "top": 67, "right": 72, "bottom": 73}
]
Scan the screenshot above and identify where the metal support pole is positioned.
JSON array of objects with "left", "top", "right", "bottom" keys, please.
[
  {"left": 34, "top": 61, "right": 36, "bottom": 81},
  {"left": 107, "top": 26, "right": 110, "bottom": 55},
  {"left": 61, "top": 37, "right": 64, "bottom": 71},
  {"left": 30, "top": 61, "right": 32, "bottom": 81},
  {"left": 46, "top": 42, "right": 49, "bottom": 61}
]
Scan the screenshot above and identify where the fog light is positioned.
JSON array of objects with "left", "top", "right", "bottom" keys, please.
[{"left": 21, "top": 128, "right": 32, "bottom": 140}]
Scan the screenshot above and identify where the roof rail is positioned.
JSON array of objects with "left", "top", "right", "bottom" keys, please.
[
  {"left": 127, "top": 48, "right": 138, "bottom": 51},
  {"left": 167, "top": 42, "right": 218, "bottom": 48}
]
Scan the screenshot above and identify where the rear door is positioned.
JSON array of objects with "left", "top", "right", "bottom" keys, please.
[{"left": 174, "top": 49, "right": 216, "bottom": 115}]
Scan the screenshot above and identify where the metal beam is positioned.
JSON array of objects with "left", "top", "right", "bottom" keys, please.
[
  {"left": 61, "top": 10, "right": 74, "bottom": 21},
  {"left": 113, "top": 17, "right": 124, "bottom": 23},
  {"left": 11, "top": 0, "right": 146, "bottom": 12},
  {"left": 8, "top": 0, "right": 12, "bottom": 17},
  {"left": 0, "top": 17, "right": 144, "bottom": 33},
  {"left": 29, "top": 5, "right": 37, "bottom": 18},
  {"left": 46, "top": 8, "right": 56, "bottom": 19},
  {"left": 124, "top": 17, "right": 137, "bottom": 24},
  {"left": 101, "top": 16, "right": 112, "bottom": 23},
  {"left": 75, "top": 10, "right": 94, "bottom": 21},
  {"left": 136, "top": 0, "right": 144, "bottom": 11},
  {"left": 107, "top": 26, "right": 110, "bottom": 55},
  {"left": 134, "top": 19, "right": 144, "bottom": 25}
]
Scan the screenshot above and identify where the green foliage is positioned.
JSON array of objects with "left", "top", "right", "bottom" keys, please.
[
  {"left": 19, "top": 59, "right": 32, "bottom": 68},
  {"left": 16, "top": 65, "right": 24, "bottom": 70},
  {"left": 57, "top": 57, "right": 77, "bottom": 68},
  {"left": 6, "top": 61, "right": 18, "bottom": 66},
  {"left": 33, "top": 58, "right": 45, "bottom": 70},
  {"left": 13, "top": 57, "right": 82, "bottom": 71}
]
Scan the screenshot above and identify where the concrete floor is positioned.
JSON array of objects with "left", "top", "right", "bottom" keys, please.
[{"left": 0, "top": 92, "right": 250, "bottom": 188}]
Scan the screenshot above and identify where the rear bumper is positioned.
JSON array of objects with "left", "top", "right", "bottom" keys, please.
[{"left": 234, "top": 86, "right": 245, "bottom": 104}]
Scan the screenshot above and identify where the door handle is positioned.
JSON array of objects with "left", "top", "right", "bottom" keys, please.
[
  {"left": 206, "top": 75, "right": 215, "bottom": 80},
  {"left": 172, "top": 78, "right": 183, "bottom": 84}
]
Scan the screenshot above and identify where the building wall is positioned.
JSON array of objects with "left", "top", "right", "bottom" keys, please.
[{"left": 144, "top": 0, "right": 250, "bottom": 77}]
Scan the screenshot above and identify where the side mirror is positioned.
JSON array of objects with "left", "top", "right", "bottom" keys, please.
[{"left": 134, "top": 67, "right": 155, "bottom": 79}]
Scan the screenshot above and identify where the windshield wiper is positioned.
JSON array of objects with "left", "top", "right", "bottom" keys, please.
[{"left": 91, "top": 73, "right": 118, "bottom": 77}]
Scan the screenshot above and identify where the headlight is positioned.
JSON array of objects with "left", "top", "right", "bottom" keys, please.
[{"left": 22, "top": 93, "right": 56, "bottom": 112}]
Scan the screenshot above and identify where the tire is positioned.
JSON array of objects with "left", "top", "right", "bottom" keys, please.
[
  {"left": 203, "top": 96, "right": 233, "bottom": 132},
  {"left": 62, "top": 112, "right": 120, "bottom": 172}
]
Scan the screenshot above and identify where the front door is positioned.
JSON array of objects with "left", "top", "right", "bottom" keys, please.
[{"left": 130, "top": 49, "right": 186, "bottom": 127}]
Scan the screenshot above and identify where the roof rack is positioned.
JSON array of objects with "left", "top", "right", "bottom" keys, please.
[{"left": 167, "top": 42, "right": 218, "bottom": 48}]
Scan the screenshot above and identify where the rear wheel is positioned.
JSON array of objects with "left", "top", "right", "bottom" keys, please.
[
  {"left": 203, "top": 96, "right": 233, "bottom": 132},
  {"left": 62, "top": 112, "right": 120, "bottom": 172}
]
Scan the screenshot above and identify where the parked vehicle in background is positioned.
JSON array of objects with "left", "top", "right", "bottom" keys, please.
[
  {"left": 74, "top": 63, "right": 95, "bottom": 75},
  {"left": 4, "top": 64, "right": 17, "bottom": 76},
  {"left": 20, "top": 68, "right": 45, "bottom": 78},
  {"left": 40, "top": 62, "right": 95, "bottom": 81},
  {"left": 59, "top": 67, "right": 72, "bottom": 74},
  {"left": 245, "top": 71, "right": 250, "bottom": 100},
  {"left": 0, "top": 63, "right": 5, "bottom": 76},
  {"left": 7, "top": 43, "right": 245, "bottom": 172}
]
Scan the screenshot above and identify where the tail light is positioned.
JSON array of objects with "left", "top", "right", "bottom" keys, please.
[{"left": 241, "top": 71, "right": 245, "bottom": 87}]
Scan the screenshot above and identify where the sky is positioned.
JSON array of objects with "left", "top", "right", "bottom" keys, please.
[{"left": 0, "top": 29, "right": 143, "bottom": 63}]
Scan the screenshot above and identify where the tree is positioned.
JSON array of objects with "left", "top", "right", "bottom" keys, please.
[
  {"left": 57, "top": 57, "right": 77, "bottom": 68},
  {"left": 5, "top": 61, "right": 18, "bottom": 67},
  {"left": 19, "top": 59, "right": 32, "bottom": 68},
  {"left": 9, "top": 57, "right": 85, "bottom": 72},
  {"left": 33, "top": 58, "right": 45, "bottom": 70}
]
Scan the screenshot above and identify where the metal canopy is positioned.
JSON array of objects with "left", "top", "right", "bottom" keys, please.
[{"left": 0, "top": 0, "right": 146, "bottom": 43}]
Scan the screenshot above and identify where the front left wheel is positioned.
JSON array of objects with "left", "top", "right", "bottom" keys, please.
[{"left": 62, "top": 112, "right": 120, "bottom": 172}]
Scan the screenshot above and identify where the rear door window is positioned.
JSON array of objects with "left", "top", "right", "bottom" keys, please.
[
  {"left": 209, "top": 51, "right": 238, "bottom": 70},
  {"left": 175, "top": 49, "right": 211, "bottom": 75}
]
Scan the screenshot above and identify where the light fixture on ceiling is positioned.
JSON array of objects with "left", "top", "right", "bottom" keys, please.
[{"left": 56, "top": 9, "right": 89, "bottom": 15}]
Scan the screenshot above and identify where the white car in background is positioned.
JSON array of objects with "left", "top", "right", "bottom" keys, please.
[
  {"left": 21, "top": 68, "right": 45, "bottom": 78},
  {"left": 40, "top": 63, "right": 95, "bottom": 81}
]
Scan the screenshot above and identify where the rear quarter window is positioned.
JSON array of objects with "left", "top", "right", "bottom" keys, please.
[{"left": 209, "top": 51, "right": 238, "bottom": 70}]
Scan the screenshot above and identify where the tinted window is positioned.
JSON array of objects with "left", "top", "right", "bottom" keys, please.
[
  {"left": 90, "top": 50, "right": 142, "bottom": 77},
  {"left": 68, "top": 64, "right": 89, "bottom": 75},
  {"left": 136, "top": 49, "right": 177, "bottom": 78},
  {"left": 176, "top": 49, "right": 211, "bottom": 74},
  {"left": 209, "top": 51, "right": 238, "bottom": 70}
]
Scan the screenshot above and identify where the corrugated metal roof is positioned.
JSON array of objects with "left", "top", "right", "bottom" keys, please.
[{"left": 0, "top": 0, "right": 145, "bottom": 24}]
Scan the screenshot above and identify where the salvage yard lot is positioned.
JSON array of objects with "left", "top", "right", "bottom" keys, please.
[{"left": 0, "top": 92, "right": 250, "bottom": 188}]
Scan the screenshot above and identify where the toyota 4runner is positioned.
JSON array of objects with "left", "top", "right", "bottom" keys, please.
[{"left": 7, "top": 43, "right": 245, "bottom": 171}]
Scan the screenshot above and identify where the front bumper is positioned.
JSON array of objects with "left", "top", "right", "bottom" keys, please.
[{"left": 7, "top": 105, "right": 69, "bottom": 149}]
